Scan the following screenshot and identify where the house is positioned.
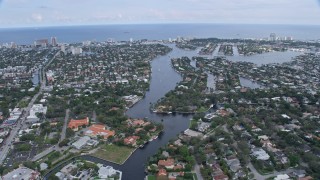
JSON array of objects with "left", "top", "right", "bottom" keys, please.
[
  {"left": 60, "top": 163, "right": 77, "bottom": 175},
  {"left": 168, "top": 172, "right": 184, "bottom": 179},
  {"left": 298, "top": 176, "right": 313, "bottom": 180},
  {"left": 124, "top": 136, "right": 139, "bottom": 146},
  {"left": 68, "top": 117, "right": 89, "bottom": 131},
  {"left": 251, "top": 148, "right": 270, "bottom": 160},
  {"left": 225, "top": 157, "right": 241, "bottom": 172},
  {"left": 127, "top": 119, "right": 149, "bottom": 127},
  {"left": 157, "top": 169, "right": 167, "bottom": 176},
  {"left": 292, "top": 169, "right": 306, "bottom": 178},
  {"left": 184, "top": 129, "right": 203, "bottom": 137},
  {"left": 158, "top": 158, "right": 175, "bottom": 169},
  {"left": 55, "top": 172, "right": 65, "bottom": 180},
  {"left": 258, "top": 135, "right": 269, "bottom": 141},
  {"left": 197, "top": 121, "right": 211, "bottom": 132},
  {"left": 97, "top": 164, "right": 117, "bottom": 179},
  {"left": 72, "top": 136, "right": 91, "bottom": 149},
  {"left": 213, "top": 174, "right": 229, "bottom": 180},
  {"left": 2, "top": 167, "right": 40, "bottom": 180},
  {"left": 85, "top": 124, "right": 115, "bottom": 139},
  {"left": 274, "top": 174, "right": 290, "bottom": 180}
]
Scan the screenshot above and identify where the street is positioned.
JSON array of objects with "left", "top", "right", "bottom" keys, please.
[
  {"left": 0, "top": 51, "right": 60, "bottom": 165},
  {"left": 60, "top": 109, "right": 70, "bottom": 142}
]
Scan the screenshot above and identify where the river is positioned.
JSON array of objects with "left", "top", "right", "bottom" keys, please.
[
  {"left": 44, "top": 44, "right": 199, "bottom": 180},
  {"left": 44, "top": 43, "right": 301, "bottom": 180}
]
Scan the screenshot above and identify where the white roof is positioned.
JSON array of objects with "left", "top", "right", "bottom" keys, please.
[
  {"left": 72, "top": 136, "right": 90, "bottom": 149},
  {"left": 274, "top": 174, "right": 289, "bottom": 180}
]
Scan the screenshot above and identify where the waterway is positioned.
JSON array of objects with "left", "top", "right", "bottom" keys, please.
[
  {"left": 239, "top": 77, "right": 264, "bottom": 89},
  {"left": 44, "top": 44, "right": 200, "bottom": 180},
  {"left": 44, "top": 43, "right": 301, "bottom": 180},
  {"left": 230, "top": 45, "right": 301, "bottom": 66}
]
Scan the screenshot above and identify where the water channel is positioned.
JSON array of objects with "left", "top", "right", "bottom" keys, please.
[
  {"left": 44, "top": 43, "right": 301, "bottom": 180},
  {"left": 44, "top": 44, "right": 200, "bottom": 180}
]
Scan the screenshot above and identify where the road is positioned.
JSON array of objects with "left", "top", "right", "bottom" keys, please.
[
  {"left": 248, "top": 162, "right": 294, "bottom": 180},
  {"left": 0, "top": 51, "right": 60, "bottom": 165},
  {"left": 60, "top": 109, "right": 70, "bottom": 141},
  {"left": 193, "top": 164, "right": 203, "bottom": 180}
]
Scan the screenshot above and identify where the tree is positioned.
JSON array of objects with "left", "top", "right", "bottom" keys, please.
[{"left": 66, "top": 128, "right": 75, "bottom": 138}]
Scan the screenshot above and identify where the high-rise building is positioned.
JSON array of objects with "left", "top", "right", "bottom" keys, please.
[
  {"left": 71, "top": 46, "right": 83, "bottom": 55},
  {"left": 51, "top": 37, "right": 57, "bottom": 46},
  {"left": 61, "top": 45, "right": 66, "bottom": 53},
  {"left": 34, "top": 39, "right": 49, "bottom": 47},
  {"left": 270, "top": 33, "right": 277, "bottom": 41}
]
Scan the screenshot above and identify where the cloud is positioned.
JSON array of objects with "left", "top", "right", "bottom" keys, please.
[{"left": 32, "top": 13, "right": 43, "bottom": 22}]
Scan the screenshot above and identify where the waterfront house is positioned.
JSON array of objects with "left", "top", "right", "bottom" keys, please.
[
  {"left": 124, "top": 136, "right": 139, "bottom": 146},
  {"left": 158, "top": 158, "right": 175, "bottom": 169},
  {"left": 157, "top": 168, "right": 167, "bottom": 177},
  {"left": 85, "top": 124, "right": 115, "bottom": 139}
]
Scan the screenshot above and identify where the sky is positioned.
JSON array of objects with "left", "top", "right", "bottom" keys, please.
[{"left": 0, "top": 0, "right": 320, "bottom": 27}]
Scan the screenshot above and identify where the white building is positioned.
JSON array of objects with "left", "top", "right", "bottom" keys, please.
[
  {"left": 71, "top": 46, "right": 83, "bottom": 55},
  {"left": 72, "top": 136, "right": 91, "bottom": 149},
  {"left": 252, "top": 148, "right": 270, "bottom": 160},
  {"left": 274, "top": 174, "right": 290, "bottom": 180},
  {"left": 97, "top": 164, "right": 119, "bottom": 179},
  {"left": 26, "top": 104, "right": 48, "bottom": 123}
]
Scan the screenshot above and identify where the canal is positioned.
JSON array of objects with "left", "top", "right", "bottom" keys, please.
[
  {"left": 44, "top": 43, "right": 301, "bottom": 180},
  {"left": 44, "top": 44, "right": 200, "bottom": 180}
]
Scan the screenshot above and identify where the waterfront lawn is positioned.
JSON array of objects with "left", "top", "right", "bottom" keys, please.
[
  {"left": 147, "top": 175, "right": 156, "bottom": 180},
  {"left": 92, "top": 144, "right": 135, "bottom": 164}
]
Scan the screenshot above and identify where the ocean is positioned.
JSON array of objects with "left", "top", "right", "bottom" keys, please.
[{"left": 0, "top": 24, "right": 320, "bottom": 45}]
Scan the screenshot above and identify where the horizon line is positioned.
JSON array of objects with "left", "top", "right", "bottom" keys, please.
[{"left": 1, "top": 22, "right": 320, "bottom": 29}]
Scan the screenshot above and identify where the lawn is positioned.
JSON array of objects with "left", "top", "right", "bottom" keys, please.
[
  {"left": 147, "top": 175, "right": 156, "bottom": 180},
  {"left": 91, "top": 144, "right": 135, "bottom": 164}
]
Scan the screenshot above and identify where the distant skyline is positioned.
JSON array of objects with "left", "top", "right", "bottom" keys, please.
[{"left": 0, "top": 0, "right": 320, "bottom": 28}]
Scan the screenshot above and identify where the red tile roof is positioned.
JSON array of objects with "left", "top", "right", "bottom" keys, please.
[
  {"left": 124, "top": 136, "right": 139, "bottom": 145},
  {"left": 157, "top": 168, "right": 167, "bottom": 176},
  {"left": 68, "top": 117, "right": 89, "bottom": 130},
  {"left": 158, "top": 158, "right": 174, "bottom": 167},
  {"left": 85, "top": 124, "right": 115, "bottom": 139}
]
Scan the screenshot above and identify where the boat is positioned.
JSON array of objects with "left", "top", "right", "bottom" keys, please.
[
  {"left": 167, "top": 112, "right": 172, "bottom": 114},
  {"left": 153, "top": 136, "right": 158, "bottom": 140}
]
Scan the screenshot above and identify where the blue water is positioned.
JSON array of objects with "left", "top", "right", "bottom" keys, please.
[{"left": 0, "top": 24, "right": 320, "bottom": 44}]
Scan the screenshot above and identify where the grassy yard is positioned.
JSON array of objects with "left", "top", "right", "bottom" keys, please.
[
  {"left": 147, "top": 175, "right": 156, "bottom": 180},
  {"left": 91, "top": 144, "right": 135, "bottom": 164}
]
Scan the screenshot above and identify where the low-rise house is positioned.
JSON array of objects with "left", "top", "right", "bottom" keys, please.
[
  {"left": 225, "top": 156, "right": 241, "bottom": 172},
  {"left": 157, "top": 168, "right": 167, "bottom": 177},
  {"left": 274, "top": 174, "right": 290, "bottom": 180},
  {"left": 124, "top": 136, "right": 139, "bottom": 146},
  {"left": 251, "top": 148, "right": 270, "bottom": 160},
  {"left": 184, "top": 129, "right": 203, "bottom": 137},
  {"left": 213, "top": 174, "right": 229, "bottom": 180},
  {"left": 60, "top": 163, "right": 77, "bottom": 175},
  {"left": 97, "top": 164, "right": 117, "bottom": 179},
  {"left": 85, "top": 124, "right": 115, "bottom": 139},
  {"left": 173, "top": 139, "right": 183, "bottom": 146},
  {"left": 72, "top": 136, "right": 91, "bottom": 149},
  {"left": 197, "top": 121, "right": 211, "bottom": 132},
  {"left": 68, "top": 117, "right": 89, "bottom": 131},
  {"left": 292, "top": 169, "right": 306, "bottom": 178},
  {"left": 158, "top": 158, "right": 175, "bottom": 169},
  {"left": 55, "top": 172, "right": 65, "bottom": 180}
]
